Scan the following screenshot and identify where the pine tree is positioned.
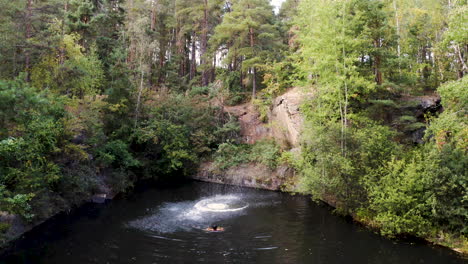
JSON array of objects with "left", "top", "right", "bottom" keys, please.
[{"left": 211, "top": 0, "right": 282, "bottom": 98}]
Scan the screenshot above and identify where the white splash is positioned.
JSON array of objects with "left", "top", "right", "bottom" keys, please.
[
  {"left": 194, "top": 195, "right": 249, "bottom": 212},
  {"left": 128, "top": 194, "right": 251, "bottom": 233}
]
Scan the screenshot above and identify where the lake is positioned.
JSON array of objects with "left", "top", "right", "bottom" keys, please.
[{"left": 0, "top": 181, "right": 465, "bottom": 263}]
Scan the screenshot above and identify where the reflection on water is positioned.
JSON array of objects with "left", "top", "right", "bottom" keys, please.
[{"left": 0, "top": 182, "right": 465, "bottom": 264}]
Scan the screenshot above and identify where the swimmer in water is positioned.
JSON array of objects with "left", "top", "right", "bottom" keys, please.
[{"left": 206, "top": 225, "right": 224, "bottom": 232}]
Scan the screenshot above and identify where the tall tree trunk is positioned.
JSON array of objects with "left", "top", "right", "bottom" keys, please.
[
  {"left": 232, "top": 49, "right": 237, "bottom": 71},
  {"left": 134, "top": 56, "right": 145, "bottom": 128},
  {"left": 59, "top": 2, "right": 69, "bottom": 65},
  {"left": 127, "top": 0, "right": 136, "bottom": 68},
  {"left": 158, "top": 43, "right": 166, "bottom": 85},
  {"left": 393, "top": 0, "right": 401, "bottom": 74},
  {"left": 239, "top": 56, "right": 244, "bottom": 90},
  {"left": 157, "top": 21, "right": 167, "bottom": 85},
  {"left": 190, "top": 33, "right": 196, "bottom": 80},
  {"left": 455, "top": 44, "right": 467, "bottom": 79},
  {"left": 201, "top": 0, "right": 209, "bottom": 86},
  {"left": 185, "top": 36, "right": 190, "bottom": 78},
  {"left": 149, "top": 1, "right": 158, "bottom": 88},
  {"left": 25, "top": 0, "right": 33, "bottom": 82},
  {"left": 252, "top": 67, "right": 257, "bottom": 99},
  {"left": 341, "top": 1, "right": 348, "bottom": 158},
  {"left": 150, "top": 0, "right": 157, "bottom": 31},
  {"left": 176, "top": 25, "right": 185, "bottom": 77},
  {"left": 373, "top": 39, "right": 383, "bottom": 85},
  {"left": 249, "top": 27, "right": 256, "bottom": 98},
  {"left": 211, "top": 53, "right": 216, "bottom": 82}
]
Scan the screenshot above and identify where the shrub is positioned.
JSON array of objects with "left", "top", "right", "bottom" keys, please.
[
  {"left": 249, "top": 140, "right": 281, "bottom": 169},
  {"left": 0, "top": 222, "right": 10, "bottom": 234},
  {"left": 96, "top": 140, "right": 140, "bottom": 168},
  {"left": 189, "top": 86, "right": 210, "bottom": 97},
  {"left": 213, "top": 142, "right": 250, "bottom": 170},
  {"left": 213, "top": 140, "right": 282, "bottom": 171}
]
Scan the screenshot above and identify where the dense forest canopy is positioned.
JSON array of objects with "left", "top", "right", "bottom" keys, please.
[{"left": 0, "top": 0, "right": 466, "bottom": 251}]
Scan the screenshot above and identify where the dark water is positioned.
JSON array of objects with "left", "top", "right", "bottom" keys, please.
[{"left": 0, "top": 182, "right": 466, "bottom": 264}]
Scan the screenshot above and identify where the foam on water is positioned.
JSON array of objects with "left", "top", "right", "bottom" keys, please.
[
  {"left": 194, "top": 195, "right": 249, "bottom": 212},
  {"left": 128, "top": 194, "right": 251, "bottom": 233}
]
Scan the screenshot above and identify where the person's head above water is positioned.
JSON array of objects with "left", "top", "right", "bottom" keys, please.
[{"left": 211, "top": 225, "right": 218, "bottom": 231}]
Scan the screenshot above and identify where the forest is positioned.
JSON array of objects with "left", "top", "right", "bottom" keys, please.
[{"left": 0, "top": 0, "right": 466, "bottom": 253}]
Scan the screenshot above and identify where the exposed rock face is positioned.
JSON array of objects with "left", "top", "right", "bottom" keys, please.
[
  {"left": 193, "top": 162, "right": 298, "bottom": 191},
  {"left": 269, "top": 88, "right": 306, "bottom": 147},
  {"left": 401, "top": 94, "right": 442, "bottom": 144},
  {"left": 194, "top": 88, "right": 310, "bottom": 190},
  {"left": 224, "top": 104, "right": 269, "bottom": 144},
  {"left": 405, "top": 94, "right": 442, "bottom": 116},
  {"left": 224, "top": 87, "right": 310, "bottom": 147},
  {"left": 417, "top": 95, "right": 442, "bottom": 111}
]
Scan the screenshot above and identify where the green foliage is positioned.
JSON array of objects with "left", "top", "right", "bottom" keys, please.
[
  {"left": 300, "top": 116, "right": 399, "bottom": 208},
  {"left": 0, "top": 186, "right": 35, "bottom": 221},
  {"left": 366, "top": 153, "right": 434, "bottom": 236},
  {"left": 0, "top": 222, "right": 11, "bottom": 234},
  {"left": 0, "top": 0, "right": 465, "bottom": 251},
  {"left": 97, "top": 140, "right": 139, "bottom": 168},
  {"left": 0, "top": 80, "right": 65, "bottom": 193},
  {"left": 249, "top": 140, "right": 281, "bottom": 169},
  {"left": 398, "top": 115, "right": 417, "bottom": 123},
  {"left": 107, "top": 168, "right": 135, "bottom": 194},
  {"left": 216, "top": 69, "right": 248, "bottom": 105},
  {"left": 403, "top": 122, "right": 426, "bottom": 132},
  {"left": 295, "top": 0, "right": 467, "bottom": 243},
  {"left": 58, "top": 165, "right": 98, "bottom": 204},
  {"left": 133, "top": 94, "right": 231, "bottom": 177},
  {"left": 213, "top": 142, "right": 251, "bottom": 171},
  {"left": 135, "top": 118, "right": 195, "bottom": 175},
  {"left": 189, "top": 86, "right": 210, "bottom": 97},
  {"left": 217, "top": 70, "right": 242, "bottom": 93},
  {"left": 426, "top": 76, "right": 467, "bottom": 151},
  {"left": 213, "top": 140, "right": 282, "bottom": 171},
  {"left": 31, "top": 34, "right": 104, "bottom": 98},
  {"left": 214, "top": 115, "right": 241, "bottom": 143},
  {"left": 366, "top": 142, "right": 467, "bottom": 238},
  {"left": 210, "top": 0, "right": 283, "bottom": 96},
  {"left": 437, "top": 76, "right": 468, "bottom": 113},
  {"left": 252, "top": 97, "right": 271, "bottom": 123}
]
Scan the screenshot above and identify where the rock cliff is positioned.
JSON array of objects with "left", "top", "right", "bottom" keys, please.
[{"left": 193, "top": 87, "right": 311, "bottom": 190}]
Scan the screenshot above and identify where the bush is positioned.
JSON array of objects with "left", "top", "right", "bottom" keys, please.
[
  {"left": 0, "top": 187, "right": 35, "bottom": 222},
  {"left": 366, "top": 154, "right": 434, "bottom": 237},
  {"left": 97, "top": 140, "right": 140, "bottom": 168},
  {"left": 249, "top": 140, "right": 281, "bottom": 169},
  {"left": 189, "top": 86, "right": 210, "bottom": 97},
  {"left": 0, "top": 222, "right": 10, "bottom": 234},
  {"left": 133, "top": 94, "right": 231, "bottom": 176},
  {"left": 226, "top": 93, "right": 246, "bottom": 106},
  {"left": 213, "top": 140, "right": 282, "bottom": 171},
  {"left": 217, "top": 69, "right": 242, "bottom": 93},
  {"left": 213, "top": 142, "right": 251, "bottom": 171}
]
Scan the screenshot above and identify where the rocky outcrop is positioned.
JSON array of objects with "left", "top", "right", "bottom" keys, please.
[
  {"left": 224, "top": 87, "right": 311, "bottom": 147},
  {"left": 402, "top": 94, "right": 442, "bottom": 117},
  {"left": 194, "top": 88, "right": 310, "bottom": 190},
  {"left": 401, "top": 94, "right": 442, "bottom": 144},
  {"left": 193, "top": 162, "right": 298, "bottom": 191},
  {"left": 0, "top": 170, "right": 117, "bottom": 249},
  {"left": 224, "top": 103, "right": 269, "bottom": 144},
  {"left": 269, "top": 88, "right": 307, "bottom": 147}
]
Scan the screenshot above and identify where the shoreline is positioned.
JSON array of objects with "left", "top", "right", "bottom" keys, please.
[{"left": 191, "top": 164, "right": 468, "bottom": 257}]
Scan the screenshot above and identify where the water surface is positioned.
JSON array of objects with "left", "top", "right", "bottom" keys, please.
[{"left": 0, "top": 182, "right": 465, "bottom": 263}]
